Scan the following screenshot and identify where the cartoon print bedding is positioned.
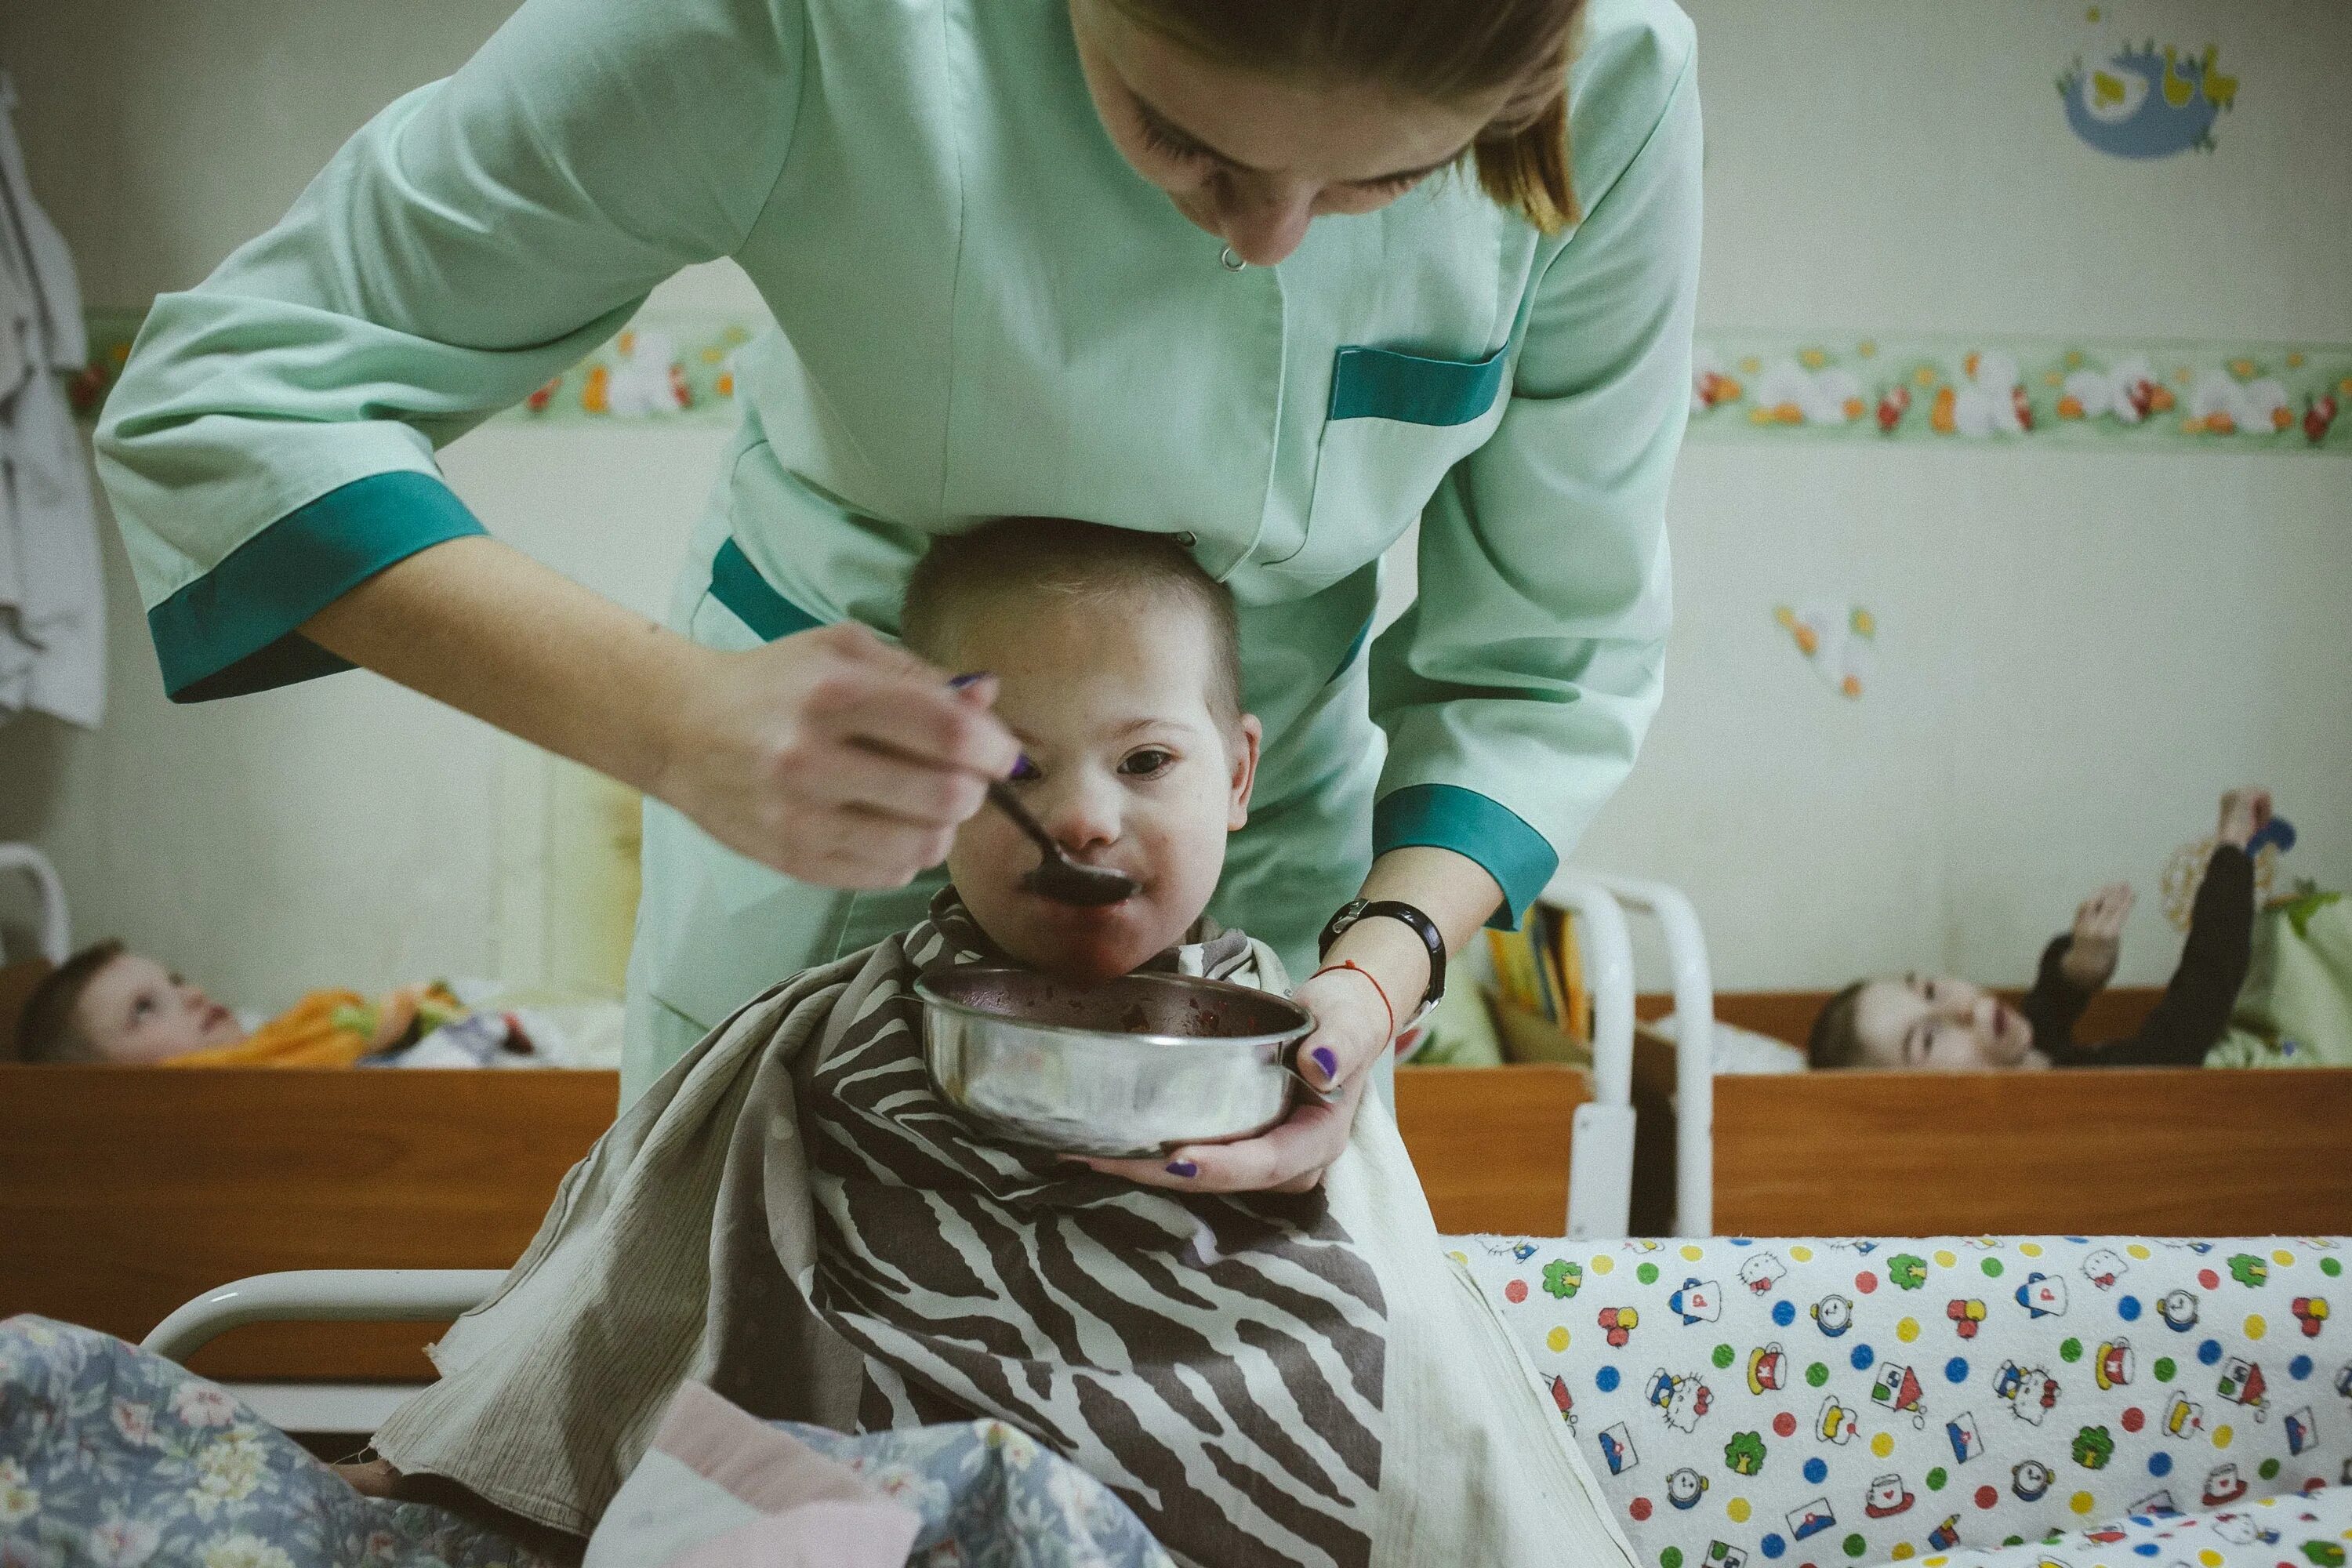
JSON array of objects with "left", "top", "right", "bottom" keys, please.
[{"left": 1458, "top": 1236, "right": 2348, "bottom": 1568}]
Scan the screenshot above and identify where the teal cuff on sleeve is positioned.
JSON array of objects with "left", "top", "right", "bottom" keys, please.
[
  {"left": 710, "top": 538, "right": 825, "bottom": 641},
  {"left": 1372, "top": 783, "right": 1560, "bottom": 931},
  {"left": 149, "top": 470, "right": 488, "bottom": 702}
]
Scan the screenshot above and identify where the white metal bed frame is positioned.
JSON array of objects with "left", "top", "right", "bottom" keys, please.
[
  {"left": 0, "top": 842, "right": 71, "bottom": 965},
  {"left": 139, "top": 870, "right": 1717, "bottom": 1430}
]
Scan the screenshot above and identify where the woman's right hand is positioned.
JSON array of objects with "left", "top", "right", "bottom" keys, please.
[{"left": 655, "top": 622, "right": 1021, "bottom": 888}]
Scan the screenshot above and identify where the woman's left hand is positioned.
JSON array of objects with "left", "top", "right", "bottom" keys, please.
[{"left": 1075, "top": 959, "right": 1398, "bottom": 1195}]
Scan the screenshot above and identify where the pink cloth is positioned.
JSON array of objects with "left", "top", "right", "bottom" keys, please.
[{"left": 644, "top": 1383, "right": 920, "bottom": 1568}]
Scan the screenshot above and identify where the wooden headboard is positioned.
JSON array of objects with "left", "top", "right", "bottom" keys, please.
[
  {"left": 0, "top": 958, "right": 52, "bottom": 1060},
  {"left": 0, "top": 1060, "right": 1589, "bottom": 1381},
  {"left": 0, "top": 1065, "right": 616, "bottom": 1381}
]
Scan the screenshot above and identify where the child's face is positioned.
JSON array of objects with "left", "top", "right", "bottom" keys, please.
[
  {"left": 72, "top": 953, "right": 244, "bottom": 1064},
  {"left": 1849, "top": 974, "right": 2034, "bottom": 1071},
  {"left": 940, "top": 587, "right": 1260, "bottom": 981}
]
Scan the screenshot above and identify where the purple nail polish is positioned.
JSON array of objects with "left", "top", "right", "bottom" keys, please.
[
  {"left": 1165, "top": 1159, "right": 1199, "bottom": 1178},
  {"left": 1310, "top": 1045, "right": 1340, "bottom": 1081}
]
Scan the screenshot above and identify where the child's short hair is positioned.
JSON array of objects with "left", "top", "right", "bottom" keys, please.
[
  {"left": 902, "top": 517, "right": 1243, "bottom": 726},
  {"left": 12, "top": 939, "right": 125, "bottom": 1064},
  {"left": 1806, "top": 979, "right": 1870, "bottom": 1069}
]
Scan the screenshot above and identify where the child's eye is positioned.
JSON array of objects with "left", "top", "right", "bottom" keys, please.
[
  {"left": 1921, "top": 980, "right": 1938, "bottom": 1002},
  {"left": 1120, "top": 748, "right": 1175, "bottom": 778}
]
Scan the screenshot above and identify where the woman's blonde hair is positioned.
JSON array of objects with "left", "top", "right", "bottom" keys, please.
[{"left": 1101, "top": 0, "right": 1587, "bottom": 231}]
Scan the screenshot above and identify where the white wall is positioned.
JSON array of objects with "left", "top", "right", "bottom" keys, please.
[
  {"left": 1579, "top": 1, "right": 2352, "bottom": 986},
  {"left": 2, "top": 1, "right": 2346, "bottom": 1010}
]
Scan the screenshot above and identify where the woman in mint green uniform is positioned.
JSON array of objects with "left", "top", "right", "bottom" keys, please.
[{"left": 97, "top": 0, "right": 1699, "bottom": 1190}]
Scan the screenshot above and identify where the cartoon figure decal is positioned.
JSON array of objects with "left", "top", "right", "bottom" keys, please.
[
  {"left": 2081, "top": 1249, "right": 2129, "bottom": 1289},
  {"left": 1887, "top": 1254, "right": 1929, "bottom": 1291},
  {"left": 2159, "top": 1289, "right": 2200, "bottom": 1330},
  {"left": 1864, "top": 1473, "right": 1915, "bottom": 1519},
  {"left": 1598, "top": 1421, "right": 1639, "bottom": 1475},
  {"left": 2203, "top": 1468, "right": 2252, "bottom": 1510},
  {"left": 1544, "top": 1258, "right": 1584, "bottom": 1299},
  {"left": 1548, "top": 1374, "right": 1577, "bottom": 1427},
  {"left": 1813, "top": 1294, "right": 1854, "bottom": 1338},
  {"left": 1994, "top": 1361, "right": 2060, "bottom": 1425},
  {"left": 1599, "top": 1305, "right": 1637, "bottom": 1348},
  {"left": 2013, "top": 1459, "right": 2055, "bottom": 1502},
  {"left": 2072, "top": 1425, "right": 2116, "bottom": 1469},
  {"left": 2291, "top": 1296, "right": 2328, "bottom": 1338},
  {"left": 2216, "top": 1356, "right": 2270, "bottom": 1419},
  {"left": 1748, "top": 1344, "right": 1788, "bottom": 1396},
  {"left": 1946, "top": 1298, "right": 1987, "bottom": 1338},
  {"left": 2016, "top": 1273, "right": 2070, "bottom": 1318},
  {"left": 2164, "top": 1392, "right": 2205, "bottom": 1439},
  {"left": 1818, "top": 1395, "right": 1860, "bottom": 1446},
  {"left": 2227, "top": 1254, "right": 2269, "bottom": 1288},
  {"left": 1666, "top": 1467, "right": 1708, "bottom": 1510},
  {"left": 1671, "top": 1278, "right": 1723, "bottom": 1325},
  {"left": 1872, "top": 1362, "right": 1929, "bottom": 1428},
  {"left": 1646, "top": 1369, "right": 1715, "bottom": 1434},
  {"left": 1947, "top": 1411, "right": 1985, "bottom": 1464},
  {"left": 1724, "top": 1431, "right": 1767, "bottom": 1477},
  {"left": 1738, "top": 1253, "right": 1787, "bottom": 1296},
  {"left": 1786, "top": 1497, "right": 1837, "bottom": 1542}
]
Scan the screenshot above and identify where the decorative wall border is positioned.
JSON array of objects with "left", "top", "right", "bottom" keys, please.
[
  {"left": 1690, "top": 334, "right": 2346, "bottom": 453},
  {"left": 71, "top": 308, "right": 2350, "bottom": 455}
]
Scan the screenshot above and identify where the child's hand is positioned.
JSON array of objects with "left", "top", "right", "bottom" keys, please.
[
  {"left": 2060, "top": 883, "right": 2133, "bottom": 993},
  {"left": 2216, "top": 786, "right": 2273, "bottom": 851}
]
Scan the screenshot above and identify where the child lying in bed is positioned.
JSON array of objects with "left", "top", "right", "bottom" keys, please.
[
  {"left": 1807, "top": 787, "right": 2270, "bottom": 1072},
  {"left": 358, "top": 518, "right": 1621, "bottom": 1568},
  {"left": 11, "top": 941, "right": 466, "bottom": 1066}
]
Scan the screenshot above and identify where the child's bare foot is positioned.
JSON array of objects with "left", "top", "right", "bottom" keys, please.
[
  {"left": 2060, "top": 882, "right": 2134, "bottom": 992},
  {"left": 335, "top": 1457, "right": 401, "bottom": 1496},
  {"left": 2217, "top": 787, "right": 2273, "bottom": 850}
]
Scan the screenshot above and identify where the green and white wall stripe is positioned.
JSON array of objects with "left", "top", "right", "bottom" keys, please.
[{"left": 71, "top": 308, "right": 2350, "bottom": 454}]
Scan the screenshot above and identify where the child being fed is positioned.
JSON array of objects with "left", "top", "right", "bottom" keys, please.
[{"left": 364, "top": 517, "right": 1625, "bottom": 1568}]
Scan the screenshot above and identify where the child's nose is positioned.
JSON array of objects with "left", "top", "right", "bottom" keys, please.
[{"left": 1038, "top": 770, "right": 1120, "bottom": 853}]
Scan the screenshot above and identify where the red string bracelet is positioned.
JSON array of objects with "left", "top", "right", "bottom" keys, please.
[{"left": 1312, "top": 959, "right": 1396, "bottom": 1041}]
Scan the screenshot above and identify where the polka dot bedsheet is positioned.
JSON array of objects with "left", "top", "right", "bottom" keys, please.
[{"left": 1454, "top": 1236, "right": 2349, "bottom": 1568}]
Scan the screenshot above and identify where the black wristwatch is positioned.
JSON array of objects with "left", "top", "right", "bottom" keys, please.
[{"left": 1318, "top": 898, "right": 1446, "bottom": 1024}]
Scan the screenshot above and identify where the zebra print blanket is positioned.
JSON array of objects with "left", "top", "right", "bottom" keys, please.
[
  {"left": 375, "top": 892, "right": 1629, "bottom": 1568},
  {"left": 807, "top": 895, "right": 1384, "bottom": 1568}
]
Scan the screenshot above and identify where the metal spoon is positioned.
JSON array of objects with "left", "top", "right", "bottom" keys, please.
[
  {"left": 946, "top": 673, "right": 1138, "bottom": 906},
  {"left": 986, "top": 779, "right": 1138, "bottom": 906}
]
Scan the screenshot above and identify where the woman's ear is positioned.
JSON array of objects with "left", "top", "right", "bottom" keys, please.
[{"left": 1226, "top": 713, "right": 1264, "bottom": 831}]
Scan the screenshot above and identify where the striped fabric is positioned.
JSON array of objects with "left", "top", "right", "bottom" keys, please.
[
  {"left": 374, "top": 891, "right": 1631, "bottom": 1568},
  {"left": 806, "top": 898, "right": 1385, "bottom": 1568}
]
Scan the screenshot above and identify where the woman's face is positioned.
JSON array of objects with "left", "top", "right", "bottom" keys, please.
[{"left": 1068, "top": 0, "right": 1509, "bottom": 267}]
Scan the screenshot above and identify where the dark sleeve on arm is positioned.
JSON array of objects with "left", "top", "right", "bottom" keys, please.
[
  {"left": 2092, "top": 846, "right": 2256, "bottom": 1068},
  {"left": 2021, "top": 934, "right": 2094, "bottom": 1061}
]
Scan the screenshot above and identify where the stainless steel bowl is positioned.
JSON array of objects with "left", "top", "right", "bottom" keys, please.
[{"left": 916, "top": 967, "right": 1317, "bottom": 1157}]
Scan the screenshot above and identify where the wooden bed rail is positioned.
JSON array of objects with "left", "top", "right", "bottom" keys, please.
[{"left": 0, "top": 1065, "right": 615, "bottom": 1381}]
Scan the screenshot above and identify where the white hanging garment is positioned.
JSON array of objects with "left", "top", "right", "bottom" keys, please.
[{"left": 0, "top": 67, "right": 103, "bottom": 729}]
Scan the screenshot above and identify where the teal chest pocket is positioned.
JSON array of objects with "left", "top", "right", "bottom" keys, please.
[
  {"left": 1328, "top": 343, "right": 1508, "bottom": 426},
  {"left": 1272, "top": 343, "right": 1512, "bottom": 593}
]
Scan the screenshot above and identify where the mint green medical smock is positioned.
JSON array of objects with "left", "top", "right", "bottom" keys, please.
[{"left": 96, "top": 0, "right": 1701, "bottom": 1098}]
